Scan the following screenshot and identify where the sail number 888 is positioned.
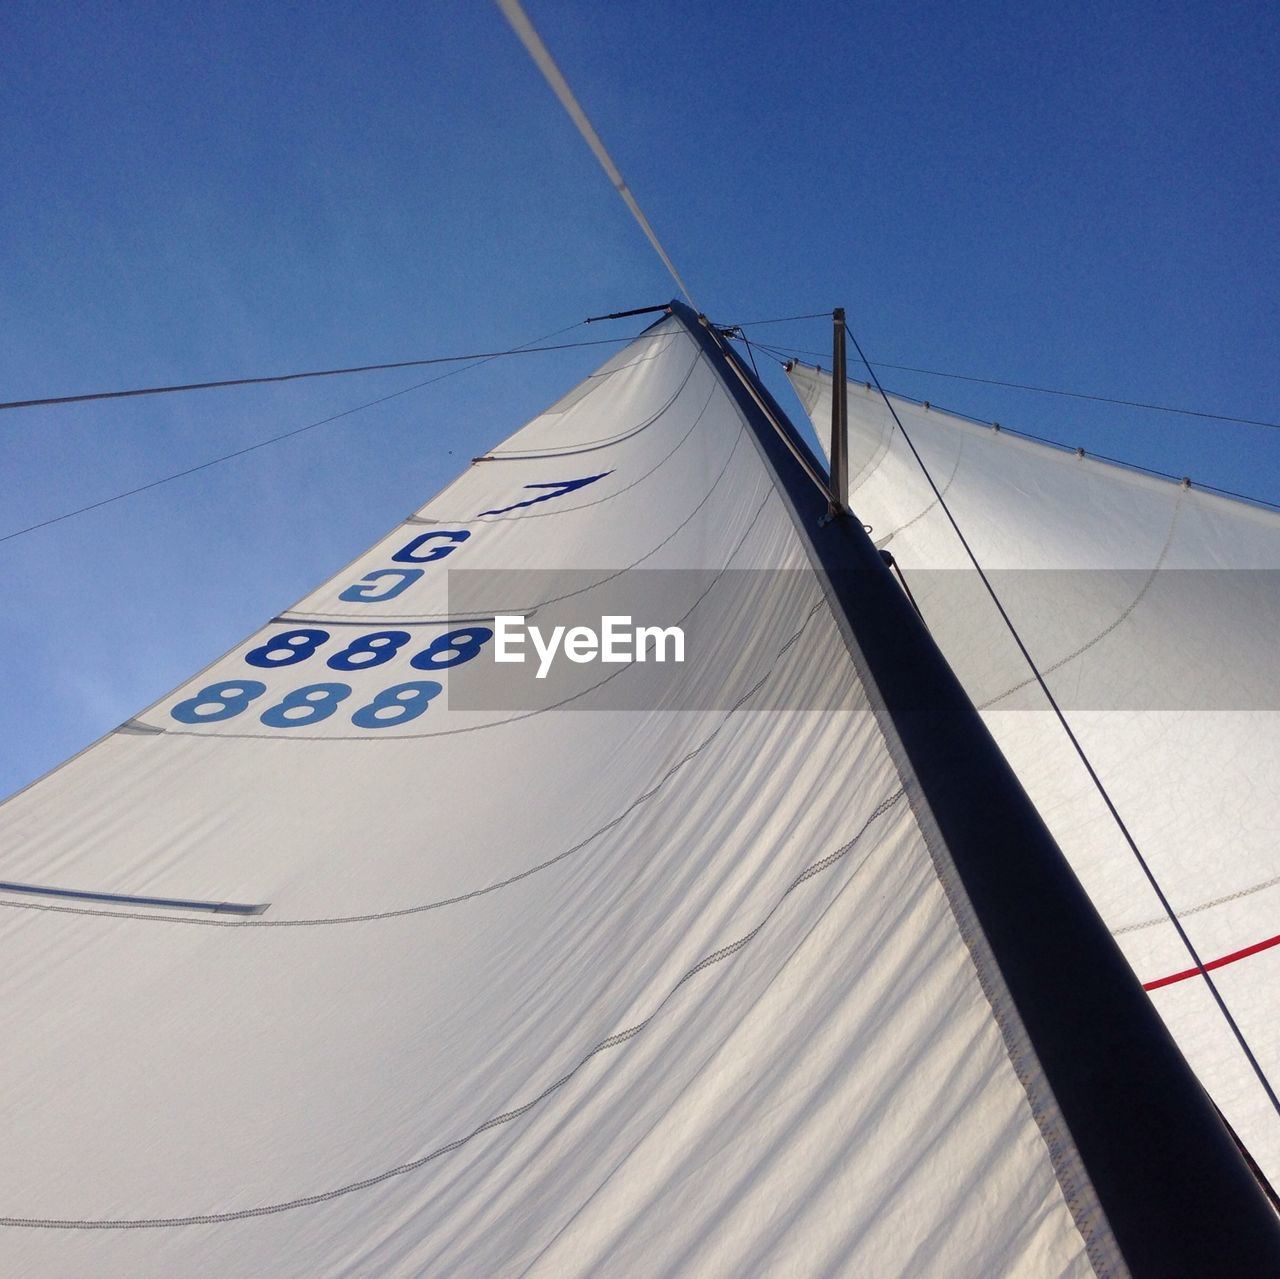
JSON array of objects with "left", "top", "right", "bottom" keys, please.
[
  {"left": 170, "top": 679, "right": 444, "bottom": 730},
  {"left": 167, "top": 626, "right": 491, "bottom": 730},
  {"left": 243, "top": 626, "right": 492, "bottom": 672}
]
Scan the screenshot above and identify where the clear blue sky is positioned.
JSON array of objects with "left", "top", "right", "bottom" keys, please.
[{"left": 2, "top": 0, "right": 1276, "bottom": 800}]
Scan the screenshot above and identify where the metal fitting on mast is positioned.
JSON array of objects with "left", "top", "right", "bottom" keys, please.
[{"left": 829, "top": 307, "right": 850, "bottom": 517}]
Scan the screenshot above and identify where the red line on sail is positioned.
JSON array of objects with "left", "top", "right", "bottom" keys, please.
[{"left": 1143, "top": 932, "right": 1280, "bottom": 991}]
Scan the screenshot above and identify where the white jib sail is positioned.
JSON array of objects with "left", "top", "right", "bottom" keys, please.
[
  {"left": 0, "top": 319, "right": 1120, "bottom": 1277},
  {"left": 789, "top": 360, "right": 1280, "bottom": 1187}
]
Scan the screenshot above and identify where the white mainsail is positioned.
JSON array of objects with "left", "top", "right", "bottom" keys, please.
[
  {"left": 0, "top": 314, "right": 1134, "bottom": 1276},
  {"left": 788, "top": 361, "right": 1280, "bottom": 1185}
]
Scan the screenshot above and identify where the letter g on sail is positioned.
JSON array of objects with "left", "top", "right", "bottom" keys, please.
[
  {"left": 392, "top": 530, "right": 471, "bottom": 563},
  {"left": 338, "top": 568, "right": 424, "bottom": 603}
]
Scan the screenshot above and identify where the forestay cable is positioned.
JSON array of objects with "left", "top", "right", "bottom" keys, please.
[{"left": 495, "top": 0, "right": 697, "bottom": 308}]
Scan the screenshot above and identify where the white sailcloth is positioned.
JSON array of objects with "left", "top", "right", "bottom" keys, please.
[
  {"left": 789, "top": 360, "right": 1280, "bottom": 1186},
  {"left": 0, "top": 320, "right": 1122, "bottom": 1276}
]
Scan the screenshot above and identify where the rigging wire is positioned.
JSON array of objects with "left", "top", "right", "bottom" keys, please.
[
  {"left": 841, "top": 320, "right": 1280, "bottom": 1127},
  {"left": 0, "top": 335, "right": 641, "bottom": 414},
  {"left": 872, "top": 361, "right": 1280, "bottom": 432},
  {"left": 728, "top": 311, "right": 831, "bottom": 328},
  {"left": 737, "top": 335, "right": 1280, "bottom": 432},
  {"left": 494, "top": 0, "right": 697, "bottom": 308},
  {"left": 879, "top": 549, "right": 925, "bottom": 620},
  {"left": 0, "top": 321, "right": 590, "bottom": 546},
  {"left": 733, "top": 330, "right": 765, "bottom": 383},
  {"left": 739, "top": 337, "right": 1280, "bottom": 512}
]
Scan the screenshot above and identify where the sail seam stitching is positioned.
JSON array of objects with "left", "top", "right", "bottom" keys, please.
[
  {"left": 1115, "top": 872, "right": 1280, "bottom": 935},
  {"left": 977, "top": 484, "right": 1186, "bottom": 709},
  {"left": 484, "top": 346, "right": 700, "bottom": 460},
  {"left": 872, "top": 434, "right": 966, "bottom": 549},
  {"left": 469, "top": 380, "right": 716, "bottom": 520}
]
